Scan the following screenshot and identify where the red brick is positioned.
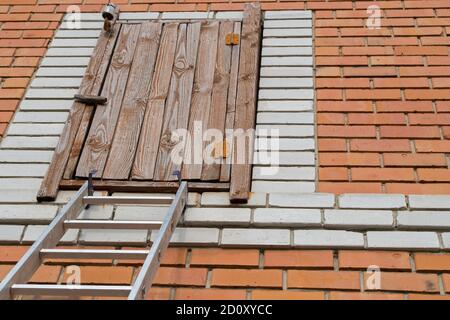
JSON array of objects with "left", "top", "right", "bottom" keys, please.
[
  {"left": 339, "top": 251, "right": 411, "bottom": 271},
  {"left": 261, "top": 2, "right": 304, "bottom": 11},
  {"left": 146, "top": 287, "right": 170, "bottom": 300},
  {"left": 433, "top": 78, "right": 450, "bottom": 88},
  {"left": 376, "top": 101, "right": 433, "bottom": 112},
  {"left": 443, "top": 274, "right": 450, "bottom": 293},
  {"left": 264, "top": 250, "right": 334, "bottom": 269},
  {"left": 320, "top": 153, "right": 380, "bottom": 167},
  {"left": 318, "top": 125, "right": 376, "bottom": 138},
  {"left": 0, "top": 111, "right": 14, "bottom": 122},
  {"left": 400, "top": 66, "right": 450, "bottom": 76},
  {"left": 405, "top": 89, "right": 450, "bottom": 100},
  {"left": 373, "top": 78, "right": 429, "bottom": 88},
  {"left": 317, "top": 101, "right": 372, "bottom": 112},
  {"left": 352, "top": 168, "right": 415, "bottom": 182},
  {"left": 348, "top": 113, "right": 406, "bottom": 125},
  {"left": 408, "top": 294, "right": 450, "bottom": 300},
  {"left": 372, "top": 56, "right": 423, "bottom": 65},
  {"left": 318, "top": 138, "right": 347, "bottom": 152},
  {"left": 385, "top": 183, "right": 450, "bottom": 194},
  {"left": 154, "top": 267, "right": 207, "bottom": 287},
  {"left": 395, "top": 46, "right": 449, "bottom": 56},
  {"left": 318, "top": 182, "right": 383, "bottom": 194},
  {"left": 315, "top": 47, "right": 340, "bottom": 56},
  {"left": 0, "top": 246, "right": 28, "bottom": 262},
  {"left": 386, "top": 9, "right": 435, "bottom": 18},
  {"left": 428, "top": 56, "right": 450, "bottom": 66},
  {"left": 316, "top": 56, "right": 368, "bottom": 66},
  {"left": 330, "top": 292, "right": 404, "bottom": 300},
  {"left": 343, "top": 46, "right": 394, "bottom": 56},
  {"left": 344, "top": 67, "right": 397, "bottom": 77},
  {"left": 316, "top": 37, "right": 365, "bottom": 47},
  {"left": 383, "top": 153, "right": 447, "bottom": 167},
  {"left": 0, "top": 100, "right": 20, "bottom": 111},
  {"left": 350, "top": 139, "right": 411, "bottom": 152},
  {"left": 62, "top": 266, "right": 133, "bottom": 285},
  {"left": 0, "top": 88, "right": 25, "bottom": 99},
  {"left": 190, "top": 248, "right": 259, "bottom": 267},
  {"left": 364, "top": 272, "right": 439, "bottom": 293},
  {"left": 417, "top": 169, "right": 450, "bottom": 182},
  {"left": 211, "top": 269, "right": 282, "bottom": 288},
  {"left": 315, "top": 67, "right": 340, "bottom": 77},
  {"left": 317, "top": 113, "right": 346, "bottom": 125},
  {"left": 380, "top": 126, "right": 441, "bottom": 138},
  {"left": 409, "top": 114, "right": 450, "bottom": 125},
  {"left": 316, "top": 89, "right": 343, "bottom": 100},
  {"left": 316, "top": 78, "right": 370, "bottom": 88},
  {"left": 252, "top": 290, "right": 324, "bottom": 300},
  {"left": 319, "top": 167, "right": 348, "bottom": 181},
  {"left": 175, "top": 288, "right": 246, "bottom": 300},
  {"left": 288, "top": 270, "right": 360, "bottom": 290},
  {"left": 0, "top": 265, "right": 12, "bottom": 281},
  {"left": 30, "top": 265, "right": 61, "bottom": 284},
  {"left": 415, "top": 253, "right": 450, "bottom": 272},
  {"left": 346, "top": 89, "right": 402, "bottom": 100},
  {"left": 2, "top": 77, "right": 29, "bottom": 88}
]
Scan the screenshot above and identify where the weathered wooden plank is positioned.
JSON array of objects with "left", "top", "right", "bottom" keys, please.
[
  {"left": 63, "top": 105, "right": 93, "bottom": 179},
  {"left": 220, "top": 22, "right": 242, "bottom": 182},
  {"left": 103, "top": 22, "right": 162, "bottom": 180},
  {"left": 153, "top": 22, "right": 201, "bottom": 181},
  {"left": 131, "top": 23, "right": 179, "bottom": 180},
  {"left": 60, "top": 179, "right": 229, "bottom": 193},
  {"left": 37, "top": 26, "right": 121, "bottom": 202},
  {"left": 181, "top": 21, "right": 220, "bottom": 180},
  {"left": 201, "top": 21, "right": 234, "bottom": 181},
  {"left": 230, "top": 3, "right": 262, "bottom": 202},
  {"left": 76, "top": 24, "right": 141, "bottom": 178},
  {"left": 74, "top": 94, "right": 107, "bottom": 105}
]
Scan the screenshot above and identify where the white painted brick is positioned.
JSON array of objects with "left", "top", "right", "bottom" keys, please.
[
  {"left": 409, "top": 195, "right": 450, "bottom": 210},
  {"left": 0, "top": 189, "right": 39, "bottom": 204},
  {"left": 221, "top": 228, "right": 290, "bottom": 247},
  {"left": 184, "top": 208, "right": 251, "bottom": 226},
  {"left": 188, "top": 193, "right": 201, "bottom": 206},
  {"left": 257, "top": 112, "right": 314, "bottom": 124},
  {"left": 443, "top": 233, "right": 450, "bottom": 250},
  {"left": 161, "top": 12, "right": 212, "bottom": 19},
  {"left": 263, "top": 38, "right": 312, "bottom": 47},
  {"left": 294, "top": 230, "right": 364, "bottom": 248},
  {"left": 50, "top": 38, "right": 98, "bottom": 47},
  {"left": 115, "top": 206, "right": 168, "bottom": 221},
  {"left": 258, "top": 101, "right": 313, "bottom": 112},
  {"left": 200, "top": 192, "right": 266, "bottom": 207},
  {"left": 215, "top": 11, "right": 243, "bottom": 19},
  {"left": 79, "top": 229, "right": 148, "bottom": 246},
  {"left": 257, "top": 125, "right": 314, "bottom": 138},
  {"left": 256, "top": 138, "right": 315, "bottom": 151},
  {"left": 79, "top": 205, "right": 114, "bottom": 220},
  {"left": 339, "top": 194, "right": 406, "bottom": 209},
  {"left": 0, "top": 205, "right": 57, "bottom": 223},
  {"left": 14, "top": 112, "right": 68, "bottom": 123},
  {"left": 31, "top": 78, "right": 83, "bottom": 88},
  {"left": 64, "top": 13, "right": 102, "bottom": 21},
  {"left": 0, "top": 178, "right": 42, "bottom": 190},
  {"left": 20, "top": 100, "right": 73, "bottom": 111},
  {"left": 22, "top": 225, "right": 78, "bottom": 244},
  {"left": 55, "top": 30, "right": 101, "bottom": 38},
  {"left": 60, "top": 21, "right": 103, "bottom": 30},
  {"left": 46, "top": 47, "right": 95, "bottom": 57},
  {"left": 25, "top": 89, "right": 77, "bottom": 99},
  {"left": 36, "top": 67, "right": 86, "bottom": 77},
  {"left": 0, "top": 150, "right": 53, "bottom": 163},
  {"left": 270, "top": 193, "right": 335, "bottom": 208},
  {"left": 7, "top": 124, "right": 64, "bottom": 136},
  {"left": 262, "top": 47, "right": 313, "bottom": 57},
  {"left": 119, "top": 12, "right": 159, "bottom": 20},
  {"left": 151, "top": 227, "right": 220, "bottom": 246},
  {"left": 254, "top": 208, "right": 321, "bottom": 227},
  {"left": 261, "top": 56, "right": 313, "bottom": 67},
  {"left": 265, "top": 11, "right": 312, "bottom": 20},
  {"left": 41, "top": 57, "right": 90, "bottom": 67},
  {"left": 259, "top": 78, "right": 313, "bottom": 89},
  {"left": 264, "top": 19, "right": 312, "bottom": 29},
  {"left": 367, "top": 231, "right": 440, "bottom": 250},
  {"left": 256, "top": 152, "right": 315, "bottom": 166},
  {"left": 0, "top": 164, "right": 48, "bottom": 177},
  {"left": 260, "top": 67, "right": 313, "bottom": 77},
  {"left": 53, "top": 190, "right": 76, "bottom": 204},
  {"left": 324, "top": 210, "right": 394, "bottom": 229},
  {"left": 397, "top": 211, "right": 450, "bottom": 230},
  {"left": 0, "top": 225, "right": 24, "bottom": 242},
  {"left": 253, "top": 167, "right": 315, "bottom": 181},
  {"left": 264, "top": 28, "right": 312, "bottom": 38},
  {"left": 259, "top": 89, "right": 313, "bottom": 100},
  {"left": 252, "top": 181, "right": 315, "bottom": 194},
  {"left": 1, "top": 137, "right": 59, "bottom": 149}
]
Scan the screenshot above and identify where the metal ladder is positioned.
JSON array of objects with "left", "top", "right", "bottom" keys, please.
[{"left": 0, "top": 179, "right": 188, "bottom": 300}]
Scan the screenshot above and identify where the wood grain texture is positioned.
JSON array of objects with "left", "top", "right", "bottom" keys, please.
[
  {"left": 132, "top": 23, "right": 179, "bottom": 180},
  {"left": 103, "top": 22, "right": 162, "bottom": 180},
  {"left": 153, "top": 22, "right": 201, "bottom": 181},
  {"left": 201, "top": 21, "right": 234, "bottom": 181},
  {"left": 230, "top": 3, "right": 262, "bottom": 202},
  {"left": 181, "top": 21, "right": 220, "bottom": 180},
  {"left": 76, "top": 24, "right": 141, "bottom": 178},
  {"left": 37, "top": 26, "right": 121, "bottom": 201},
  {"left": 220, "top": 22, "right": 241, "bottom": 182}
]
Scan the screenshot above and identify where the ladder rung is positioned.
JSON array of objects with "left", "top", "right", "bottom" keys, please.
[
  {"left": 40, "top": 249, "right": 149, "bottom": 260},
  {"left": 11, "top": 284, "right": 132, "bottom": 297},
  {"left": 64, "top": 220, "right": 162, "bottom": 230},
  {"left": 83, "top": 196, "right": 173, "bottom": 206}
]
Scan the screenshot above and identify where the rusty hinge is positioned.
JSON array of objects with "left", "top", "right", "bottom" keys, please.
[{"left": 225, "top": 33, "right": 239, "bottom": 46}]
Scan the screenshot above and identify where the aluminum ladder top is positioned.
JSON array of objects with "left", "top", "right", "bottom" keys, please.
[{"left": 0, "top": 181, "right": 188, "bottom": 300}]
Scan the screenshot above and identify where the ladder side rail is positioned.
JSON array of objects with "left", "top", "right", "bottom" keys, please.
[
  {"left": 0, "top": 182, "right": 89, "bottom": 300},
  {"left": 128, "top": 181, "right": 188, "bottom": 300}
]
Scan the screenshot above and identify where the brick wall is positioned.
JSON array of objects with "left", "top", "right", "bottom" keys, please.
[{"left": 1, "top": 246, "right": 449, "bottom": 300}]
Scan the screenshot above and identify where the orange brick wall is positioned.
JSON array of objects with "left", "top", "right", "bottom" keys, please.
[
  {"left": 1, "top": 246, "right": 450, "bottom": 300},
  {"left": 1, "top": 0, "right": 450, "bottom": 194}
]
